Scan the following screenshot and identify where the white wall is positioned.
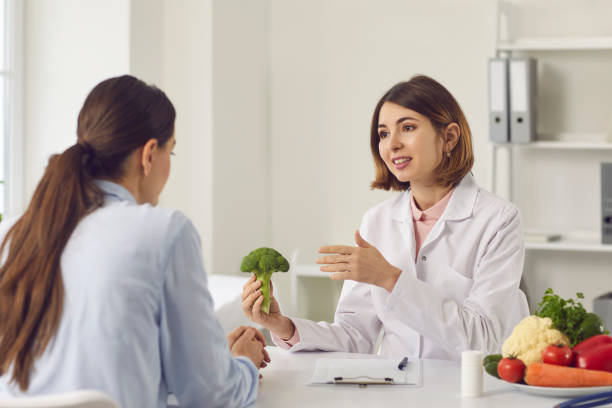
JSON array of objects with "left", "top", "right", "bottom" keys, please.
[
  {"left": 211, "top": 0, "right": 271, "bottom": 276},
  {"left": 267, "top": 0, "right": 497, "bottom": 312},
  {"left": 7, "top": 0, "right": 25, "bottom": 217},
  {"left": 23, "top": 0, "right": 216, "bottom": 274},
  {"left": 131, "top": 0, "right": 270, "bottom": 278},
  {"left": 155, "top": 0, "right": 214, "bottom": 274},
  {"left": 130, "top": 0, "right": 163, "bottom": 85},
  {"left": 23, "top": 0, "right": 130, "bottom": 200},
  {"left": 268, "top": 0, "right": 497, "bottom": 249}
]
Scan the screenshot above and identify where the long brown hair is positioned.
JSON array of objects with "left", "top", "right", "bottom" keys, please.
[
  {"left": 370, "top": 75, "right": 474, "bottom": 191},
  {"left": 0, "top": 75, "right": 175, "bottom": 390}
]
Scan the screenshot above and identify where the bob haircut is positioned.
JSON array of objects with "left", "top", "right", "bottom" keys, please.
[{"left": 370, "top": 75, "right": 474, "bottom": 191}]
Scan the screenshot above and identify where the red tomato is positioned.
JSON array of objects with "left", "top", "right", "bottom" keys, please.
[
  {"left": 497, "top": 357, "right": 526, "bottom": 383},
  {"left": 542, "top": 344, "right": 573, "bottom": 366}
]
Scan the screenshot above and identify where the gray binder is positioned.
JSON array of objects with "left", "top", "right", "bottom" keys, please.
[
  {"left": 602, "top": 163, "right": 612, "bottom": 244},
  {"left": 488, "top": 58, "right": 510, "bottom": 143},
  {"left": 509, "top": 58, "right": 537, "bottom": 143}
]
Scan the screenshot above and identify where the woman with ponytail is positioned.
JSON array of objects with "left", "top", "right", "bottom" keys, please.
[{"left": 0, "top": 75, "right": 267, "bottom": 407}]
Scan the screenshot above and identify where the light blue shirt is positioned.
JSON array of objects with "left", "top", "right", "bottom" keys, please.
[{"left": 0, "top": 180, "right": 258, "bottom": 407}]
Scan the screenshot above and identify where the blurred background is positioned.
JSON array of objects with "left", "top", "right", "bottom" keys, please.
[{"left": 3, "top": 0, "right": 612, "bottom": 324}]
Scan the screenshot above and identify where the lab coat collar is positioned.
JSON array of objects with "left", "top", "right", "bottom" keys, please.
[
  {"left": 440, "top": 174, "right": 478, "bottom": 221},
  {"left": 392, "top": 174, "right": 478, "bottom": 223},
  {"left": 94, "top": 179, "right": 138, "bottom": 204}
]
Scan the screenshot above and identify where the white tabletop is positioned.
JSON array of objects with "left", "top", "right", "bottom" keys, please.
[{"left": 254, "top": 347, "right": 571, "bottom": 408}]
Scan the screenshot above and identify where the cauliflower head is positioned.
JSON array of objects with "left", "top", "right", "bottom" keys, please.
[{"left": 501, "top": 315, "right": 569, "bottom": 366}]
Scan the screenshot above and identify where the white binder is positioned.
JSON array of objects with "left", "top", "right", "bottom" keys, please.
[
  {"left": 509, "top": 57, "right": 537, "bottom": 143},
  {"left": 602, "top": 163, "right": 612, "bottom": 244},
  {"left": 309, "top": 357, "right": 422, "bottom": 386},
  {"left": 488, "top": 58, "right": 510, "bottom": 143}
]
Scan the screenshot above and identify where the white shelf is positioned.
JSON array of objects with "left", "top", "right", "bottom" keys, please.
[
  {"left": 526, "top": 239, "right": 612, "bottom": 253},
  {"left": 493, "top": 141, "right": 612, "bottom": 150},
  {"left": 498, "top": 36, "right": 612, "bottom": 51}
]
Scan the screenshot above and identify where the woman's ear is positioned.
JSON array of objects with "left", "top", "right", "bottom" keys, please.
[
  {"left": 140, "top": 138, "right": 159, "bottom": 176},
  {"left": 444, "top": 123, "right": 460, "bottom": 153}
]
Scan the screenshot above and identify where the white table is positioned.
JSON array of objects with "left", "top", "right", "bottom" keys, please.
[{"left": 254, "top": 347, "right": 572, "bottom": 407}]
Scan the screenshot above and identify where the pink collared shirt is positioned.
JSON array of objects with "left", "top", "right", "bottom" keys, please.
[{"left": 410, "top": 188, "right": 455, "bottom": 259}]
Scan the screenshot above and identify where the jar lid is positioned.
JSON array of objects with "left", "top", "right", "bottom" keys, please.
[{"left": 461, "top": 350, "right": 483, "bottom": 366}]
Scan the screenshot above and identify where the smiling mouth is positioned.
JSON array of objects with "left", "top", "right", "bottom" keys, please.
[{"left": 392, "top": 157, "right": 412, "bottom": 165}]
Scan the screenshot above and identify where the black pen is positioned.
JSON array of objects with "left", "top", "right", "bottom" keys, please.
[{"left": 397, "top": 357, "right": 408, "bottom": 371}]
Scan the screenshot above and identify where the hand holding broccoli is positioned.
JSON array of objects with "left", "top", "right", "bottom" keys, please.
[
  {"left": 240, "top": 247, "right": 289, "bottom": 314},
  {"left": 240, "top": 248, "right": 296, "bottom": 340}
]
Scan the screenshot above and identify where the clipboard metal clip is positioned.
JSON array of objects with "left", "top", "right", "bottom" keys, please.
[{"left": 332, "top": 376, "right": 394, "bottom": 385}]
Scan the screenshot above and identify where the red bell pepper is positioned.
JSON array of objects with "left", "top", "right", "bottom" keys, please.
[
  {"left": 572, "top": 335, "right": 612, "bottom": 366},
  {"left": 576, "top": 343, "right": 612, "bottom": 373},
  {"left": 573, "top": 335, "right": 612, "bottom": 355}
]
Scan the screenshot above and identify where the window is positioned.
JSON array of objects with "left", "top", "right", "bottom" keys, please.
[{"left": 0, "top": 0, "right": 23, "bottom": 219}]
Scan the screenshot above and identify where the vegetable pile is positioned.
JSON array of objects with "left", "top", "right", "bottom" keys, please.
[
  {"left": 240, "top": 247, "right": 289, "bottom": 314},
  {"left": 500, "top": 315, "right": 569, "bottom": 366},
  {"left": 484, "top": 288, "right": 611, "bottom": 387}
]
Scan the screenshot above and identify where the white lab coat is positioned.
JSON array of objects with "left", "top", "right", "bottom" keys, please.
[{"left": 282, "top": 174, "right": 529, "bottom": 360}]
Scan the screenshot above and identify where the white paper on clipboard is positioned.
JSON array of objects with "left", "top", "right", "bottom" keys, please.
[{"left": 308, "top": 358, "right": 422, "bottom": 386}]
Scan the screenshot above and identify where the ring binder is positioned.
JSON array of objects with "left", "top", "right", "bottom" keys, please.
[
  {"left": 488, "top": 58, "right": 510, "bottom": 143},
  {"left": 509, "top": 57, "right": 537, "bottom": 143}
]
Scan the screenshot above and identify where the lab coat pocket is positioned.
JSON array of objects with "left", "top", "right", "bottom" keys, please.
[{"left": 432, "top": 266, "right": 474, "bottom": 306}]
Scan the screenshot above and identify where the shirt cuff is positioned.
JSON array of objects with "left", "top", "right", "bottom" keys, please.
[
  {"left": 271, "top": 326, "right": 301, "bottom": 349},
  {"left": 384, "top": 268, "right": 413, "bottom": 313}
]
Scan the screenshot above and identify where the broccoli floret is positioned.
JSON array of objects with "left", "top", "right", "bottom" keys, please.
[{"left": 240, "top": 247, "right": 289, "bottom": 314}]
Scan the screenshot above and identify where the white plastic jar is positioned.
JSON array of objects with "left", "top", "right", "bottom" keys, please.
[{"left": 461, "top": 350, "right": 483, "bottom": 397}]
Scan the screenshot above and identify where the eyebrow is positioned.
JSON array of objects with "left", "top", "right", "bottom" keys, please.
[{"left": 378, "top": 116, "right": 419, "bottom": 128}]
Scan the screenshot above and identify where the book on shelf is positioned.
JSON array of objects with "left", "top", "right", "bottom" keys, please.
[{"left": 523, "top": 230, "right": 562, "bottom": 243}]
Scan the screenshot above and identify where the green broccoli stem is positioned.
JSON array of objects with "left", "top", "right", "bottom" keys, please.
[{"left": 256, "top": 271, "right": 273, "bottom": 314}]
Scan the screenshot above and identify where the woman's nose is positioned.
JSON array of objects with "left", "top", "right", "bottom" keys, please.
[{"left": 389, "top": 132, "right": 403, "bottom": 150}]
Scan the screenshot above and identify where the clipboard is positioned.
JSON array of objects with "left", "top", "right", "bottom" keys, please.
[{"left": 308, "top": 357, "right": 422, "bottom": 386}]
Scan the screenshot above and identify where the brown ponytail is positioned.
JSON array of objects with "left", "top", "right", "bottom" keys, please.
[{"left": 0, "top": 75, "right": 175, "bottom": 390}]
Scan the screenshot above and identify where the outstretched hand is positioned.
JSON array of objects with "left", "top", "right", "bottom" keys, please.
[{"left": 316, "top": 230, "right": 401, "bottom": 292}]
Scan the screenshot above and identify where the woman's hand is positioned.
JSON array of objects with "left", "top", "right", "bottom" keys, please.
[
  {"left": 241, "top": 275, "right": 296, "bottom": 340},
  {"left": 227, "top": 326, "right": 271, "bottom": 371},
  {"left": 317, "top": 230, "right": 401, "bottom": 292}
]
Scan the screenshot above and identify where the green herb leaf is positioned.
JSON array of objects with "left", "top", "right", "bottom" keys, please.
[{"left": 535, "top": 288, "right": 606, "bottom": 347}]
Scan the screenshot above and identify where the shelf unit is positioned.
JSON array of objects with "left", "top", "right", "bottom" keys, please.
[
  {"left": 497, "top": 36, "right": 612, "bottom": 52},
  {"left": 525, "top": 240, "right": 612, "bottom": 253},
  {"left": 491, "top": 2, "right": 612, "bottom": 254},
  {"left": 493, "top": 140, "right": 612, "bottom": 151}
]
